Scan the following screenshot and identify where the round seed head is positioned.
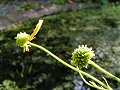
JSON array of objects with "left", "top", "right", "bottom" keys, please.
[{"left": 71, "top": 45, "right": 95, "bottom": 69}]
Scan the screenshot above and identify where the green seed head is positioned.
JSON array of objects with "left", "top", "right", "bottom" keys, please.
[
  {"left": 15, "top": 32, "right": 31, "bottom": 52},
  {"left": 71, "top": 45, "right": 95, "bottom": 69}
]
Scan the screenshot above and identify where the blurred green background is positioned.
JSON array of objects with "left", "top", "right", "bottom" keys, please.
[{"left": 0, "top": 0, "right": 120, "bottom": 90}]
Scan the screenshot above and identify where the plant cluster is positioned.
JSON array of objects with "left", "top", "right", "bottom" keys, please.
[
  {"left": 1, "top": 4, "right": 120, "bottom": 89},
  {"left": 17, "top": 2, "right": 41, "bottom": 12},
  {"left": 15, "top": 19, "right": 120, "bottom": 90}
]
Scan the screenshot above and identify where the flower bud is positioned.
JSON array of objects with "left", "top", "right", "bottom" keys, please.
[{"left": 71, "top": 45, "right": 95, "bottom": 69}]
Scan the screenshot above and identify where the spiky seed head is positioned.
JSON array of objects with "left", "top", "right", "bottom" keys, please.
[{"left": 71, "top": 45, "right": 95, "bottom": 69}]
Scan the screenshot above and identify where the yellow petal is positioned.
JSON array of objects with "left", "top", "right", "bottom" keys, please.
[{"left": 30, "top": 20, "right": 44, "bottom": 41}]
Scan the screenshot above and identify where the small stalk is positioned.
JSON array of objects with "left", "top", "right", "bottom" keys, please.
[
  {"left": 28, "top": 42, "right": 108, "bottom": 89},
  {"left": 89, "top": 60, "right": 120, "bottom": 82}
]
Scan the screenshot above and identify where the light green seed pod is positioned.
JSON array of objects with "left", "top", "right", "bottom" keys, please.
[
  {"left": 15, "top": 32, "right": 31, "bottom": 52},
  {"left": 71, "top": 45, "right": 95, "bottom": 69}
]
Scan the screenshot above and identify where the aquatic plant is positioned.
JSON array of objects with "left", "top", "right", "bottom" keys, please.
[{"left": 15, "top": 19, "right": 120, "bottom": 90}]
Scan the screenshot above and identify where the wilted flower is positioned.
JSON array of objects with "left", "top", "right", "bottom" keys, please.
[
  {"left": 71, "top": 45, "right": 95, "bottom": 69},
  {"left": 15, "top": 20, "right": 43, "bottom": 52}
]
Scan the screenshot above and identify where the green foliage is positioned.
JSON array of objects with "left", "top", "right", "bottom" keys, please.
[
  {"left": 0, "top": 0, "right": 119, "bottom": 5},
  {"left": 100, "top": 0, "right": 109, "bottom": 4},
  {"left": 1, "top": 4, "right": 120, "bottom": 89},
  {"left": 0, "top": 80, "right": 33, "bottom": 90},
  {"left": 0, "top": 0, "right": 22, "bottom": 4},
  {"left": 50, "top": 0, "right": 67, "bottom": 5},
  {"left": 52, "top": 82, "right": 73, "bottom": 90},
  {"left": 17, "top": 2, "right": 41, "bottom": 12},
  {"left": 0, "top": 80, "right": 20, "bottom": 90}
]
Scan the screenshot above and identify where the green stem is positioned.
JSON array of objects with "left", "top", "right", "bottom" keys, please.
[
  {"left": 78, "top": 68, "right": 105, "bottom": 90},
  {"left": 28, "top": 42, "right": 108, "bottom": 88},
  {"left": 89, "top": 60, "right": 120, "bottom": 82},
  {"left": 80, "top": 70, "right": 108, "bottom": 89}
]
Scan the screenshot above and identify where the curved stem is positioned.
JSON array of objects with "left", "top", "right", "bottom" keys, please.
[
  {"left": 89, "top": 60, "right": 120, "bottom": 82},
  {"left": 102, "top": 77, "right": 112, "bottom": 90},
  {"left": 79, "top": 69, "right": 105, "bottom": 89},
  {"left": 28, "top": 42, "right": 108, "bottom": 88}
]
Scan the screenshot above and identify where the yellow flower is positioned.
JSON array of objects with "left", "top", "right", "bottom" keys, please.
[{"left": 15, "top": 20, "right": 43, "bottom": 52}]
